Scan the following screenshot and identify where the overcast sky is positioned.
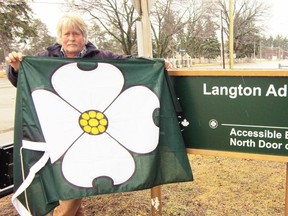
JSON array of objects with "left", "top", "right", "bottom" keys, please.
[
  {"left": 266, "top": 0, "right": 288, "bottom": 37},
  {"left": 29, "top": 0, "right": 70, "bottom": 37},
  {"left": 29, "top": 0, "right": 288, "bottom": 37}
]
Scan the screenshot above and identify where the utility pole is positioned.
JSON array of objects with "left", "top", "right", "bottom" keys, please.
[
  {"left": 220, "top": 10, "right": 225, "bottom": 69},
  {"left": 229, "top": 0, "right": 234, "bottom": 69}
]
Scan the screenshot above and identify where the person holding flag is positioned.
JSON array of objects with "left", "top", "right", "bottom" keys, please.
[
  {"left": 6, "top": 13, "right": 132, "bottom": 216},
  {"left": 6, "top": 13, "right": 173, "bottom": 216}
]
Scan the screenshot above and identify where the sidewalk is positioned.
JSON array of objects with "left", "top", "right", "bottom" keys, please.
[{"left": 0, "top": 77, "right": 16, "bottom": 146}]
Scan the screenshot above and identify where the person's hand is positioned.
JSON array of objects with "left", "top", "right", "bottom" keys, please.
[
  {"left": 5, "top": 51, "right": 23, "bottom": 73},
  {"left": 164, "top": 59, "right": 172, "bottom": 69}
]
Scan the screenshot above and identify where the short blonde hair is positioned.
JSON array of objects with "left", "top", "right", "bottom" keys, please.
[{"left": 56, "top": 14, "right": 88, "bottom": 44}]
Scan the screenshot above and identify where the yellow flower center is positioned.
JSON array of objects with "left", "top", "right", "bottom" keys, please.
[{"left": 79, "top": 110, "right": 108, "bottom": 135}]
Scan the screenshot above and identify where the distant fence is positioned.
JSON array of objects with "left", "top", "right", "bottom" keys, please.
[
  {"left": 168, "top": 55, "right": 258, "bottom": 68},
  {"left": 279, "top": 63, "right": 288, "bottom": 69}
]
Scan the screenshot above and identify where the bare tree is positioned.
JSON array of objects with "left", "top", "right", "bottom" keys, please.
[
  {"left": 216, "top": 0, "right": 271, "bottom": 56},
  {"left": 72, "top": 0, "right": 204, "bottom": 58},
  {"left": 150, "top": 0, "right": 202, "bottom": 58},
  {"left": 172, "top": 0, "right": 216, "bottom": 59},
  {"left": 73, "top": 0, "right": 138, "bottom": 55}
]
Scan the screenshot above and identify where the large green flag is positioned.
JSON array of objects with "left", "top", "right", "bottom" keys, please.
[{"left": 12, "top": 57, "right": 193, "bottom": 215}]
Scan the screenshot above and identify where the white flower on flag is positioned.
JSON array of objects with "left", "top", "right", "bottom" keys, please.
[{"left": 31, "top": 62, "right": 160, "bottom": 188}]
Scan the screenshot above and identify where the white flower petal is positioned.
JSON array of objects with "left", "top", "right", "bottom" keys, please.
[
  {"left": 62, "top": 133, "right": 135, "bottom": 188},
  {"left": 32, "top": 90, "right": 82, "bottom": 162},
  {"left": 51, "top": 63, "right": 124, "bottom": 112},
  {"left": 105, "top": 86, "right": 159, "bottom": 153}
]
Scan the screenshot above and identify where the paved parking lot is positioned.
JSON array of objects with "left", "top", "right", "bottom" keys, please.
[{"left": 0, "top": 77, "right": 16, "bottom": 146}]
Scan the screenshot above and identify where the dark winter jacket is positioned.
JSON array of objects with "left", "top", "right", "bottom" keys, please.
[{"left": 6, "top": 42, "right": 131, "bottom": 87}]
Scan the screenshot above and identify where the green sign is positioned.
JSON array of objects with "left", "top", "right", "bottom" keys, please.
[{"left": 174, "top": 76, "right": 288, "bottom": 157}]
